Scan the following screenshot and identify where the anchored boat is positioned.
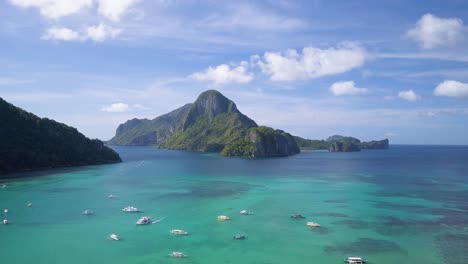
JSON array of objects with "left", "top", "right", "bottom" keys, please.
[
  {"left": 217, "top": 215, "right": 230, "bottom": 221},
  {"left": 82, "top": 210, "right": 94, "bottom": 215},
  {"left": 169, "top": 252, "right": 187, "bottom": 258},
  {"left": 233, "top": 234, "right": 246, "bottom": 240},
  {"left": 345, "top": 257, "right": 366, "bottom": 264},
  {"left": 136, "top": 216, "right": 152, "bottom": 225},
  {"left": 291, "top": 214, "right": 306, "bottom": 219},
  {"left": 170, "top": 229, "right": 189, "bottom": 235},
  {"left": 306, "top": 221, "right": 320, "bottom": 227},
  {"left": 240, "top": 209, "right": 254, "bottom": 215},
  {"left": 109, "top": 234, "right": 120, "bottom": 241},
  {"left": 122, "top": 206, "right": 140, "bottom": 213}
]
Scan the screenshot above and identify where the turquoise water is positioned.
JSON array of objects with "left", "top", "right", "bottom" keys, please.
[{"left": 0, "top": 145, "right": 467, "bottom": 264}]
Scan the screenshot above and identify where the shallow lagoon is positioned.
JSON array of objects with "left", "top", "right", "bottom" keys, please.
[{"left": 1, "top": 145, "right": 467, "bottom": 264}]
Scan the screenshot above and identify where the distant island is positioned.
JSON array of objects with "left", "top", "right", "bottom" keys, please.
[
  {"left": 294, "top": 135, "right": 389, "bottom": 152},
  {"left": 109, "top": 90, "right": 388, "bottom": 157},
  {"left": 109, "top": 90, "right": 299, "bottom": 157},
  {"left": 0, "top": 97, "right": 121, "bottom": 178}
]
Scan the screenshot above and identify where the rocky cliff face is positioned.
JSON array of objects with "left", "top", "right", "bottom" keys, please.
[
  {"left": 108, "top": 104, "right": 192, "bottom": 146},
  {"left": 328, "top": 141, "right": 361, "bottom": 152},
  {"left": 248, "top": 127, "right": 300, "bottom": 157},
  {"left": 361, "top": 139, "right": 389, "bottom": 149},
  {"left": 109, "top": 90, "right": 300, "bottom": 158}
]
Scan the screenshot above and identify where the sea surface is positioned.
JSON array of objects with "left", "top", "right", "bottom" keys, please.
[{"left": 1, "top": 145, "right": 467, "bottom": 264}]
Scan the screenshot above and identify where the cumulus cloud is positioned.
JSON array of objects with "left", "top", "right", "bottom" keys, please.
[
  {"left": 9, "top": 0, "right": 93, "bottom": 19},
  {"left": 101, "top": 103, "right": 129, "bottom": 112},
  {"left": 86, "top": 23, "right": 122, "bottom": 41},
  {"left": 9, "top": 0, "right": 140, "bottom": 20},
  {"left": 41, "top": 23, "right": 121, "bottom": 42},
  {"left": 329, "top": 81, "right": 368, "bottom": 96},
  {"left": 398, "top": 90, "right": 420, "bottom": 102},
  {"left": 191, "top": 63, "right": 253, "bottom": 85},
  {"left": 41, "top": 26, "right": 80, "bottom": 41},
  {"left": 101, "top": 103, "right": 148, "bottom": 112},
  {"left": 97, "top": 0, "right": 140, "bottom": 22},
  {"left": 407, "top": 13, "right": 465, "bottom": 49},
  {"left": 434, "top": 80, "right": 468, "bottom": 98},
  {"left": 256, "top": 43, "right": 366, "bottom": 81}
]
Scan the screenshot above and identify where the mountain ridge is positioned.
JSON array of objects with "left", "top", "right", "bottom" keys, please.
[
  {"left": 109, "top": 90, "right": 299, "bottom": 157},
  {"left": 0, "top": 97, "right": 121, "bottom": 177}
]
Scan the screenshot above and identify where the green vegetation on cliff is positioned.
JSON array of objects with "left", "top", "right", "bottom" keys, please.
[
  {"left": 222, "top": 126, "right": 299, "bottom": 157},
  {"left": 0, "top": 97, "right": 121, "bottom": 177},
  {"left": 110, "top": 90, "right": 300, "bottom": 157},
  {"left": 295, "top": 135, "right": 389, "bottom": 152}
]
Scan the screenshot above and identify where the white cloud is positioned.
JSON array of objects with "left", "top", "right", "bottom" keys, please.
[
  {"left": 97, "top": 0, "right": 140, "bottom": 22},
  {"left": 434, "top": 80, "right": 468, "bottom": 98},
  {"left": 200, "top": 4, "right": 305, "bottom": 32},
  {"left": 257, "top": 43, "right": 366, "bottom": 81},
  {"left": 86, "top": 23, "right": 122, "bottom": 42},
  {"left": 101, "top": 103, "right": 129, "bottom": 112},
  {"left": 41, "top": 24, "right": 121, "bottom": 42},
  {"left": 398, "top": 90, "right": 420, "bottom": 102},
  {"left": 407, "top": 13, "right": 465, "bottom": 49},
  {"left": 41, "top": 26, "right": 80, "bottom": 41},
  {"left": 329, "top": 81, "right": 368, "bottom": 96},
  {"left": 8, "top": 0, "right": 140, "bottom": 21},
  {"left": 191, "top": 63, "right": 253, "bottom": 85},
  {"left": 9, "top": 0, "right": 93, "bottom": 19}
]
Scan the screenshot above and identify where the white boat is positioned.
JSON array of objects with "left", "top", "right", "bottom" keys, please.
[
  {"left": 122, "top": 206, "right": 140, "bottom": 213},
  {"left": 170, "top": 229, "right": 189, "bottom": 235},
  {"left": 2, "top": 219, "right": 7, "bottom": 225},
  {"left": 217, "top": 215, "right": 230, "bottom": 221},
  {"left": 136, "top": 216, "right": 152, "bottom": 225},
  {"left": 306, "top": 221, "right": 320, "bottom": 227},
  {"left": 82, "top": 210, "right": 94, "bottom": 215},
  {"left": 4, "top": 209, "right": 8, "bottom": 213},
  {"left": 240, "top": 209, "right": 254, "bottom": 215},
  {"left": 345, "top": 257, "right": 366, "bottom": 264},
  {"left": 27, "top": 202, "right": 32, "bottom": 207},
  {"left": 109, "top": 234, "right": 120, "bottom": 241},
  {"left": 169, "top": 252, "right": 186, "bottom": 258},
  {"left": 107, "top": 194, "right": 117, "bottom": 199},
  {"left": 233, "top": 234, "right": 246, "bottom": 239}
]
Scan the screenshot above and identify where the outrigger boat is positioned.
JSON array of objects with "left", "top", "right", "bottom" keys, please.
[
  {"left": 345, "top": 257, "right": 366, "bottom": 264},
  {"left": 169, "top": 252, "right": 187, "bottom": 258},
  {"left": 109, "top": 234, "right": 120, "bottom": 241},
  {"left": 233, "top": 234, "right": 246, "bottom": 240},
  {"left": 136, "top": 216, "right": 152, "bottom": 225},
  {"left": 82, "top": 210, "right": 94, "bottom": 215},
  {"left": 217, "top": 215, "right": 230, "bottom": 221},
  {"left": 240, "top": 209, "right": 254, "bottom": 215},
  {"left": 306, "top": 221, "right": 320, "bottom": 227},
  {"left": 170, "top": 229, "right": 189, "bottom": 235},
  {"left": 122, "top": 206, "right": 140, "bottom": 213}
]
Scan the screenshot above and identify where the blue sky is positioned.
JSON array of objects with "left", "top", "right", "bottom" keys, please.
[{"left": 1, "top": 0, "right": 468, "bottom": 144}]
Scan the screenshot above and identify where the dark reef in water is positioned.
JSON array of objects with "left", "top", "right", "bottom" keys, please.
[
  {"left": 435, "top": 233, "right": 468, "bottom": 264},
  {"left": 324, "top": 238, "right": 403, "bottom": 255}
]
